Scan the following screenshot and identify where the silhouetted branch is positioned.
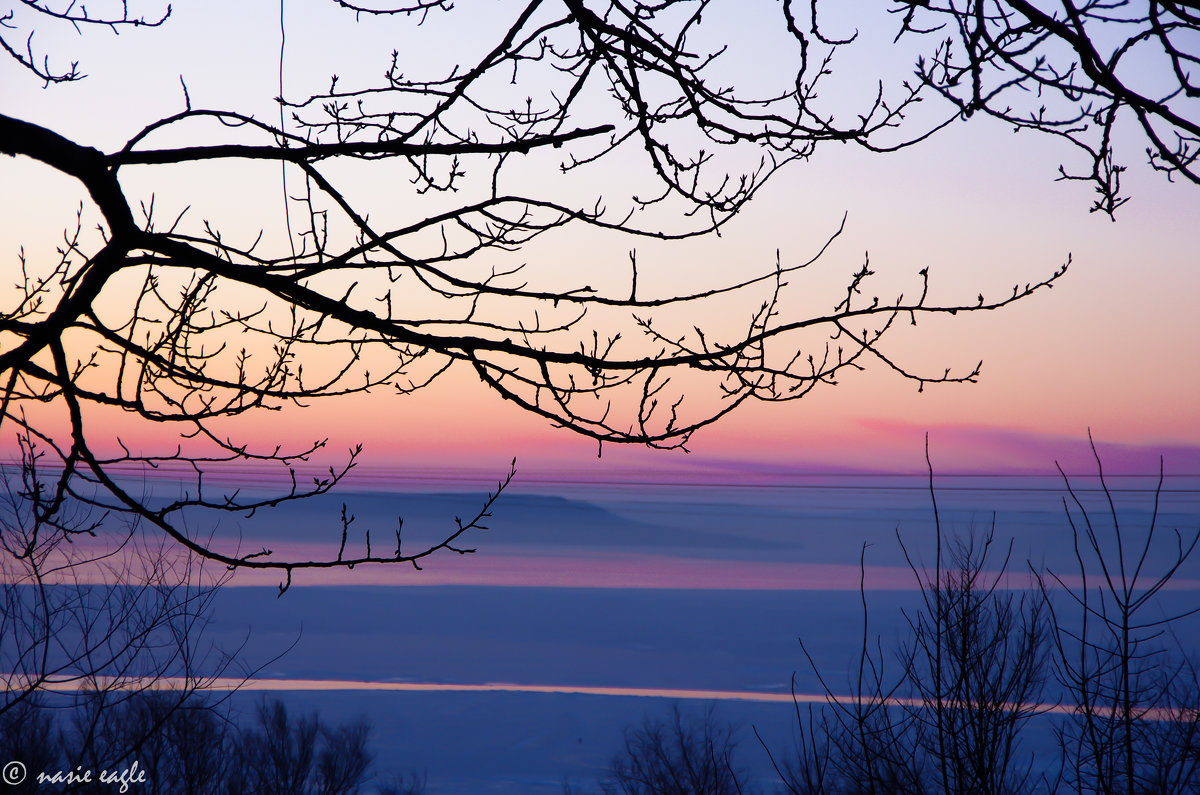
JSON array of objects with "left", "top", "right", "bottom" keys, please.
[
  {"left": 2, "top": 2, "right": 1065, "bottom": 578},
  {"left": 892, "top": 0, "right": 1200, "bottom": 216}
]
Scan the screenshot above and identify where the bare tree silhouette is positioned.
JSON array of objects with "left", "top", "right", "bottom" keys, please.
[
  {"left": 1038, "top": 434, "right": 1200, "bottom": 795},
  {"left": 766, "top": 439, "right": 1200, "bottom": 795},
  {"left": 0, "top": 2, "right": 1067, "bottom": 584},
  {"left": 0, "top": 437, "right": 252, "bottom": 794},
  {"left": 598, "top": 704, "right": 751, "bottom": 795},
  {"left": 226, "top": 698, "right": 374, "bottom": 795},
  {"left": 68, "top": 690, "right": 236, "bottom": 795},
  {"left": 891, "top": 0, "right": 1200, "bottom": 217},
  {"left": 0, "top": 440, "right": 242, "bottom": 715},
  {"left": 3, "top": 688, "right": 414, "bottom": 795},
  {"left": 767, "top": 442, "right": 1052, "bottom": 795}
]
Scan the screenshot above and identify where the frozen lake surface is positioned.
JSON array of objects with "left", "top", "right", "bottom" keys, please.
[
  {"left": 191, "top": 472, "right": 1200, "bottom": 792},
  {"left": 209, "top": 585, "right": 922, "bottom": 793}
]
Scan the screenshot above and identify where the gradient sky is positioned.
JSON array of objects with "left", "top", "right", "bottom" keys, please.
[{"left": 3, "top": 0, "right": 1198, "bottom": 479}]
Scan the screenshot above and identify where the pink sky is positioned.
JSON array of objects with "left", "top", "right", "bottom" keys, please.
[{"left": 2, "top": 1, "right": 1198, "bottom": 478}]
